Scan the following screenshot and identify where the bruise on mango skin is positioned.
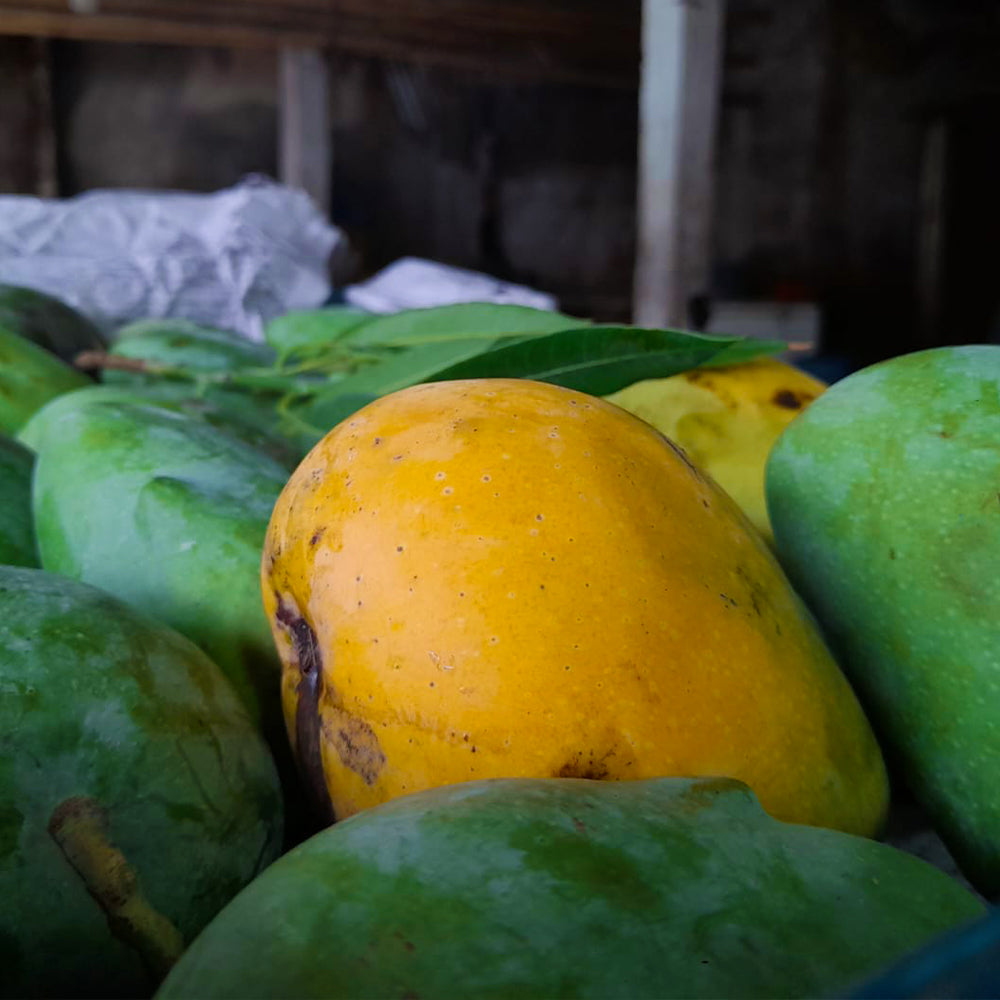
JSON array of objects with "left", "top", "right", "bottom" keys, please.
[
  {"left": 321, "top": 707, "right": 387, "bottom": 788},
  {"left": 48, "top": 796, "right": 184, "bottom": 984},
  {"left": 274, "top": 598, "right": 336, "bottom": 825},
  {"left": 557, "top": 747, "right": 620, "bottom": 780}
]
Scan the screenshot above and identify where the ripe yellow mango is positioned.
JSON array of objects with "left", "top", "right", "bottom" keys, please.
[
  {"left": 262, "top": 378, "right": 887, "bottom": 836},
  {"left": 604, "top": 358, "right": 825, "bottom": 541}
]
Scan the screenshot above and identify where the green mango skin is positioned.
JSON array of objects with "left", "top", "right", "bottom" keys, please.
[
  {"left": 0, "top": 283, "right": 105, "bottom": 363},
  {"left": 50, "top": 383, "right": 301, "bottom": 470},
  {"left": 765, "top": 345, "right": 1000, "bottom": 895},
  {"left": 0, "top": 326, "right": 90, "bottom": 434},
  {"left": 0, "top": 433, "right": 37, "bottom": 567},
  {"left": 19, "top": 391, "right": 290, "bottom": 737},
  {"left": 0, "top": 566, "right": 282, "bottom": 1000},
  {"left": 157, "top": 777, "right": 984, "bottom": 1000}
]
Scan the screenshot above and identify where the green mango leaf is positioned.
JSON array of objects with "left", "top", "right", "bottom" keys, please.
[
  {"left": 341, "top": 302, "right": 587, "bottom": 349},
  {"left": 264, "top": 307, "right": 370, "bottom": 362},
  {"left": 289, "top": 337, "right": 518, "bottom": 439},
  {"left": 426, "top": 325, "right": 741, "bottom": 396},
  {"left": 110, "top": 319, "right": 276, "bottom": 373},
  {"left": 696, "top": 337, "right": 788, "bottom": 368}
]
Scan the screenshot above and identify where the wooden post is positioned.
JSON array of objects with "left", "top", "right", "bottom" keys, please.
[
  {"left": 278, "top": 46, "right": 332, "bottom": 216},
  {"left": 633, "top": 0, "right": 725, "bottom": 328}
]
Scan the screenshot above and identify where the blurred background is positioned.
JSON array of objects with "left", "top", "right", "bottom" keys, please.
[{"left": 1, "top": 0, "right": 999, "bottom": 372}]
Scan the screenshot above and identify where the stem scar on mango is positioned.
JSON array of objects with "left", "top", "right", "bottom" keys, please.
[
  {"left": 275, "top": 597, "right": 336, "bottom": 825},
  {"left": 274, "top": 596, "right": 389, "bottom": 822},
  {"left": 48, "top": 796, "right": 184, "bottom": 985}
]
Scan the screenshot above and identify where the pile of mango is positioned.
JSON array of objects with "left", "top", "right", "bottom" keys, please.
[{"left": 2, "top": 283, "right": 998, "bottom": 1000}]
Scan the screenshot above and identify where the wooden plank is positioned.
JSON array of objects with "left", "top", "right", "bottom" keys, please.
[
  {"left": 632, "top": 0, "right": 725, "bottom": 328},
  {"left": 279, "top": 46, "right": 332, "bottom": 216},
  {"left": 0, "top": 0, "right": 640, "bottom": 87}
]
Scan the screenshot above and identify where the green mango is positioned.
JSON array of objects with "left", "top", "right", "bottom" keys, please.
[
  {"left": 156, "top": 776, "right": 983, "bottom": 1000},
  {"left": 0, "top": 566, "right": 282, "bottom": 999},
  {"left": 19, "top": 391, "right": 289, "bottom": 736},
  {"left": 0, "top": 283, "right": 105, "bottom": 363},
  {"left": 0, "top": 433, "right": 37, "bottom": 567},
  {"left": 0, "top": 326, "right": 89, "bottom": 434},
  {"left": 50, "top": 382, "right": 301, "bottom": 469},
  {"left": 765, "top": 345, "right": 1000, "bottom": 895}
]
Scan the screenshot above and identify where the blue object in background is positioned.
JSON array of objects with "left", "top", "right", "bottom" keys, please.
[
  {"left": 793, "top": 353, "right": 857, "bottom": 384},
  {"left": 844, "top": 906, "right": 1000, "bottom": 999}
]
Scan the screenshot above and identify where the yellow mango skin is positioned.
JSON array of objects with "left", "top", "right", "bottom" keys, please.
[
  {"left": 604, "top": 358, "right": 826, "bottom": 542},
  {"left": 262, "top": 378, "right": 887, "bottom": 837}
]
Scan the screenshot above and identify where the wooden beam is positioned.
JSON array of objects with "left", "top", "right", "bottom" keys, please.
[
  {"left": 0, "top": 1, "right": 640, "bottom": 88},
  {"left": 279, "top": 46, "right": 332, "bottom": 217},
  {"left": 632, "top": 0, "right": 725, "bottom": 328}
]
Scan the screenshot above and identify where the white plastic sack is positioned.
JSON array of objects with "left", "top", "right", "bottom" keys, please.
[
  {"left": 344, "top": 257, "right": 558, "bottom": 314},
  {"left": 0, "top": 176, "right": 343, "bottom": 341}
]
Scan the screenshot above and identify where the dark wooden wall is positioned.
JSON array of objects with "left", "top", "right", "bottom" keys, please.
[{"left": 2, "top": 0, "right": 1000, "bottom": 362}]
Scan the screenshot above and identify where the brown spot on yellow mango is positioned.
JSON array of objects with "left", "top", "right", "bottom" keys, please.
[{"left": 261, "top": 378, "right": 887, "bottom": 836}]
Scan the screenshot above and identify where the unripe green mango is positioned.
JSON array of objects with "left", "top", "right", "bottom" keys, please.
[
  {"left": 19, "top": 391, "right": 289, "bottom": 736},
  {"left": 0, "top": 433, "right": 37, "bottom": 567},
  {"left": 765, "top": 345, "right": 1000, "bottom": 895},
  {"left": 0, "top": 566, "right": 282, "bottom": 999},
  {"left": 0, "top": 283, "right": 105, "bottom": 363},
  {"left": 42, "top": 383, "right": 300, "bottom": 469},
  {"left": 157, "top": 776, "right": 983, "bottom": 1000},
  {"left": 0, "top": 326, "right": 89, "bottom": 434}
]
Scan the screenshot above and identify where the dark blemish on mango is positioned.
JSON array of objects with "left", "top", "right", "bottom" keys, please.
[
  {"left": 274, "top": 599, "right": 335, "bottom": 825},
  {"left": 309, "top": 528, "right": 325, "bottom": 547},
  {"left": 572, "top": 817, "right": 587, "bottom": 834},
  {"left": 889, "top": 548, "right": 897, "bottom": 560},
  {"left": 373, "top": 437, "right": 382, "bottom": 446},
  {"left": 557, "top": 748, "right": 614, "bottom": 780},
  {"left": 772, "top": 389, "right": 804, "bottom": 409},
  {"left": 322, "top": 709, "right": 387, "bottom": 787},
  {"left": 396, "top": 545, "right": 404, "bottom": 553}
]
